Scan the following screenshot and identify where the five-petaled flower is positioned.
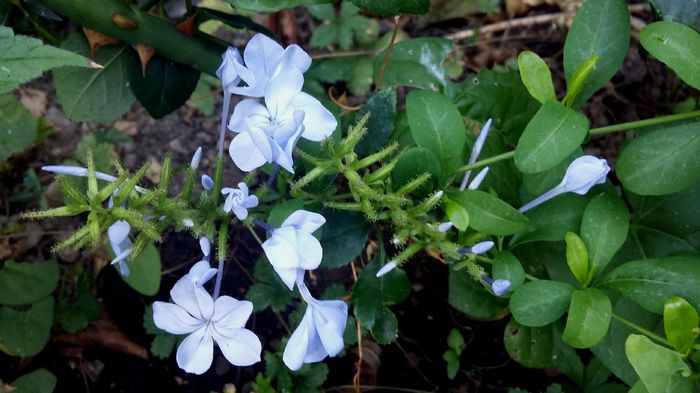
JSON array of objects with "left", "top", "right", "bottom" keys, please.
[
  {"left": 153, "top": 263, "right": 261, "bottom": 375},
  {"left": 222, "top": 182, "right": 259, "bottom": 220},
  {"left": 261, "top": 210, "right": 325, "bottom": 290}
]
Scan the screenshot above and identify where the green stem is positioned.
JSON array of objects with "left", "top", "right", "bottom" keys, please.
[
  {"left": 589, "top": 110, "right": 700, "bottom": 136},
  {"left": 453, "top": 151, "right": 514, "bottom": 175},
  {"left": 612, "top": 313, "right": 673, "bottom": 348},
  {"left": 212, "top": 156, "right": 224, "bottom": 202},
  {"left": 474, "top": 255, "right": 539, "bottom": 281}
]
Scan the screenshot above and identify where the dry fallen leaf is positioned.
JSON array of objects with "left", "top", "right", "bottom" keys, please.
[
  {"left": 18, "top": 88, "right": 48, "bottom": 117},
  {"left": 146, "top": 155, "right": 162, "bottom": 183},
  {"left": 54, "top": 315, "right": 149, "bottom": 360}
]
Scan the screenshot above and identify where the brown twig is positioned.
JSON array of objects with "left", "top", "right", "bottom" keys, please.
[{"left": 374, "top": 16, "right": 401, "bottom": 92}]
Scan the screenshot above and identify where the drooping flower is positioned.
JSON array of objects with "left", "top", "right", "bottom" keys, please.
[
  {"left": 480, "top": 274, "right": 511, "bottom": 297},
  {"left": 283, "top": 271, "right": 347, "bottom": 371},
  {"left": 153, "top": 264, "right": 261, "bottom": 374},
  {"left": 261, "top": 210, "right": 325, "bottom": 290},
  {"left": 217, "top": 34, "right": 311, "bottom": 98},
  {"left": 222, "top": 182, "right": 259, "bottom": 220},
  {"left": 519, "top": 155, "right": 610, "bottom": 213},
  {"left": 108, "top": 220, "right": 132, "bottom": 276},
  {"left": 228, "top": 64, "right": 337, "bottom": 172}
]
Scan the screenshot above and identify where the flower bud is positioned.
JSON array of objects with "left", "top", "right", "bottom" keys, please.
[
  {"left": 562, "top": 155, "right": 610, "bottom": 195},
  {"left": 376, "top": 261, "right": 397, "bottom": 277},
  {"left": 190, "top": 146, "right": 202, "bottom": 169},
  {"left": 201, "top": 174, "right": 214, "bottom": 191}
]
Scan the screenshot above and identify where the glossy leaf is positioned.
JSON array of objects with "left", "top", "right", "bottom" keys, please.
[
  {"left": 515, "top": 101, "right": 589, "bottom": 174},
  {"left": 504, "top": 319, "right": 554, "bottom": 368},
  {"left": 0, "top": 297, "right": 54, "bottom": 356},
  {"left": 0, "top": 26, "right": 92, "bottom": 93},
  {"left": 625, "top": 334, "right": 693, "bottom": 393},
  {"left": 564, "top": 232, "right": 589, "bottom": 286},
  {"left": 510, "top": 194, "right": 587, "bottom": 247},
  {"left": 391, "top": 147, "right": 441, "bottom": 196},
  {"left": 0, "top": 94, "right": 37, "bottom": 162},
  {"left": 562, "top": 288, "right": 612, "bottom": 348},
  {"left": 493, "top": 251, "right": 525, "bottom": 290},
  {"left": 522, "top": 149, "right": 581, "bottom": 196},
  {"left": 319, "top": 210, "right": 369, "bottom": 269},
  {"left": 563, "top": 0, "right": 630, "bottom": 108},
  {"left": 601, "top": 256, "right": 700, "bottom": 314},
  {"left": 510, "top": 280, "right": 573, "bottom": 327},
  {"left": 580, "top": 192, "right": 629, "bottom": 279},
  {"left": 518, "top": 51, "right": 556, "bottom": 103},
  {"left": 53, "top": 34, "right": 135, "bottom": 123},
  {"left": 648, "top": 0, "right": 700, "bottom": 31},
  {"left": 444, "top": 200, "right": 469, "bottom": 232},
  {"left": 406, "top": 90, "right": 465, "bottom": 176},
  {"left": 448, "top": 268, "right": 508, "bottom": 319},
  {"left": 664, "top": 296, "right": 699, "bottom": 354},
  {"left": 355, "top": 89, "right": 397, "bottom": 156},
  {"left": 374, "top": 37, "right": 453, "bottom": 90},
  {"left": 625, "top": 180, "right": 700, "bottom": 239},
  {"left": 267, "top": 198, "right": 305, "bottom": 227},
  {"left": 447, "top": 190, "right": 528, "bottom": 236},
  {"left": 618, "top": 121, "right": 700, "bottom": 195},
  {"left": 9, "top": 368, "right": 57, "bottom": 393},
  {"left": 0, "top": 260, "right": 58, "bottom": 305},
  {"left": 640, "top": 21, "right": 700, "bottom": 90},
  {"left": 351, "top": 0, "right": 429, "bottom": 16},
  {"left": 120, "top": 242, "right": 161, "bottom": 296},
  {"left": 127, "top": 52, "right": 200, "bottom": 119}
]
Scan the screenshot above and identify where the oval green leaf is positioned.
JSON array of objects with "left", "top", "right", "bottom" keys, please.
[
  {"left": 375, "top": 37, "right": 453, "bottom": 91},
  {"left": 640, "top": 21, "right": 700, "bottom": 90},
  {"left": 617, "top": 121, "right": 700, "bottom": 195},
  {"left": 0, "top": 260, "right": 58, "bottom": 305},
  {"left": 625, "top": 334, "right": 693, "bottom": 393},
  {"left": 406, "top": 90, "right": 465, "bottom": 176},
  {"left": 510, "top": 194, "right": 587, "bottom": 247},
  {"left": 563, "top": 0, "right": 630, "bottom": 108},
  {"left": 10, "top": 368, "right": 57, "bottom": 393},
  {"left": 562, "top": 288, "right": 612, "bottom": 348},
  {"left": 510, "top": 280, "right": 574, "bottom": 327},
  {"left": 580, "top": 192, "right": 629, "bottom": 280},
  {"left": 121, "top": 242, "right": 161, "bottom": 296},
  {"left": 493, "top": 251, "right": 525, "bottom": 290},
  {"left": 448, "top": 268, "right": 508, "bottom": 319},
  {"left": 0, "top": 297, "right": 54, "bottom": 356},
  {"left": 319, "top": 210, "right": 369, "bottom": 269},
  {"left": 664, "top": 296, "right": 699, "bottom": 354},
  {"left": 518, "top": 51, "right": 556, "bottom": 104},
  {"left": 565, "top": 232, "right": 589, "bottom": 286},
  {"left": 515, "top": 100, "right": 589, "bottom": 174},
  {"left": 447, "top": 190, "right": 528, "bottom": 236},
  {"left": 392, "top": 146, "right": 441, "bottom": 196},
  {"left": 0, "top": 94, "right": 37, "bottom": 162},
  {"left": 504, "top": 319, "right": 554, "bottom": 368}
]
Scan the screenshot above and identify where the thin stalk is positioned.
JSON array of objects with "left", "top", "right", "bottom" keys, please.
[
  {"left": 218, "top": 93, "right": 231, "bottom": 157},
  {"left": 453, "top": 151, "right": 514, "bottom": 175},
  {"left": 474, "top": 255, "right": 539, "bottom": 281},
  {"left": 589, "top": 110, "right": 700, "bottom": 136},
  {"left": 374, "top": 16, "right": 400, "bottom": 92},
  {"left": 612, "top": 313, "right": 673, "bottom": 348},
  {"left": 212, "top": 156, "right": 224, "bottom": 202},
  {"left": 212, "top": 220, "right": 229, "bottom": 300}
]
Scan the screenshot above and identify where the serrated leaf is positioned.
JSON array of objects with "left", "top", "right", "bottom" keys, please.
[
  {"left": 150, "top": 334, "right": 177, "bottom": 359},
  {"left": 0, "top": 26, "right": 92, "bottom": 93},
  {"left": 640, "top": 21, "right": 700, "bottom": 90},
  {"left": 53, "top": 34, "right": 135, "bottom": 123},
  {"left": 0, "top": 94, "right": 37, "bottom": 162},
  {"left": 0, "top": 297, "right": 54, "bottom": 356},
  {"left": 0, "top": 260, "right": 58, "bottom": 305}
]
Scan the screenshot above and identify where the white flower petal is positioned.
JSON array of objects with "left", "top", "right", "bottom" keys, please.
[
  {"left": 242, "top": 195, "right": 259, "bottom": 209},
  {"left": 295, "top": 231, "right": 323, "bottom": 270},
  {"left": 212, "top": 296, "right": 253, "bottom": 329},
  {"left": 216, "top": 47, "right": 243, "bottom": 91},
  {"left": 229, "top": 132, "right": 268, "bottom": 172},
  {"left": 230, "top": 59, "right": 261, "bottom": 96},
  {"left": 248, "top": 123, "right": 274, "bottom": 163},
  {"left": 188, "top": 261, "right": 217, "bottom": 286},
  {"left": 199, "top": 238, "right": 211, "bottom": 257},
  {"left": 283, "top": 306, "right": 315, "bottom": 371},
  {"left": 563, "top": 156, "right": 610, "bottom": 194},
  {"left": 243, "top": 33, "right": 284, "bottom": 80},
  {"left": 274, "top": 267, "right": 298, "bottom": 291},
  {"left": 228, "top": 99, "right": 268, "bottom": 133},
  {"left": 281, "top": 44, "right": 311, "bottom": 73},
  {"left": 272, "top": 140, "right": 295, "bottom": 174},
  {"left": 213, "top": 328, "right": 262, "bottom": 366},
  {"left": 376, "top": 261, "right": 397, "bottom": 278},
  {"left": 281, "top": 210, "right": 326, "bottom": 233},
  {"left": 313, "top": 300, "right": 347, "bottom": 357},
  {"left": 289, "top": 93, "right": 337, "bottom": 141},
  {"left": 152, "top": 301, "right": 203, "bottom": 335},
  {"left": 262, "top": 227, "right": 300, "bottom": 269},
  {"left": 108, "top": 220, "right": 130, "bottom": 245},
  {"left": 232, "top": 204, "right": 249, "bottom": 220},
  {"left": 237, "top": 182, "right": 249, "bottom": 195},
  {"left": 265, "top": 65, "right": 304, "bottom": 120},
  {"left": 176, "top": 327, "right": 214, "bottom": 375}
]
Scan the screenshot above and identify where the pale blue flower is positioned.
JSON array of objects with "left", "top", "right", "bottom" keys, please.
[
  {"left": 458, "top": 241, "right": 495, "bottom": 255},
  {"left": 201, "top": 174, "right": 214, "bottom": 191},
  {"left": 108, "top": 220, "right": 132, "bottom": 276},
  {"left": 519, "top": 155, "right": 610, "bottom": 213},
  {"left": 480, "top": 274, "right": 511, "bottom": 296},
  {"left": 460, "top": 119, "right": 492, "bottom": 190},
  {"left": 376, "top": 261, "right": 397, "bottom": 278},
  {"left": 283, "top": 271, "right": 347, "bottom": 371},
  {"left": 261, "top": 210, "right": 325, "bottom": 290},
  {"left": 222, "top": 182, "right": 259, "bottom": 220},
  {"left": 190, "top": 146, "right": 202, "bottom": 170}
]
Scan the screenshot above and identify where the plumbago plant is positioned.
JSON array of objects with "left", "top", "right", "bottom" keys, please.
[{"left": 5, "top": 0, "right": 700, "bottom": 391}]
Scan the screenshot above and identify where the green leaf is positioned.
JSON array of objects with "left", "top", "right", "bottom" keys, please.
[
  {"left": 0, "top": 26, "right": 92, "bottom": 93},
  {"left": 406, "top": 90, "right": 465, "bottom": 176},
  {"left": 664, "top": 296, "right": 699, "bottom": 354},
  {"left": 522, "top": 149, "right": 581, "bottom": 196},
  {"left": 625, "top": 180, "right": 700, "bottom": 239},
  {"left": 0, "top": 297, "right": 54, "bottom": 356},
  {"left": 447, "top": 190, "right": 528, "bottom": 236},
  {"left": 319, "top": 210, "right": 369, "bottom": 269},
  {"left": 625, "top": 334, "right": 693, "bottom": 393},
  {"left": 150, "top": 334, "right": 177, "bottom": 359},
  {"left": 448, "top": 268, "right": 508, "bottom": 319},
  {"left": 444, "top": 349, "right": 460, "bottom": 379},
  {"left": 309, "top": 3, "right": 378, "bottom": 51},
  {"left": 493, "top": 251, "right": 526, "bottom": 290},
  {"left": 504, "top": 319, "right": 554, "bottom": 368},
  {"left": 565, "top": 232, "right": 589, "bottom": 286},
  {"left": 120, "top": 242, "right": 161, "bottom": 296},
  {"left": 375, "top": 37, "right": 453, "bottom": 91},
  {"left": 351, "top": 0, "right": 429, "bottom": 15},
  {"left": 392, "top": 147, "right": 441, "bottom": 196},
  {"left": 618, "top": 122, "right": 700, "bottom": 196},
  {"left": 127, "top": 52, "right": 200, "bottom": 119},
  {"left": 518, "top": 51, "right": 556, "bottom": 103},
  {"left": 444, "top": 199, "right": 469, "bottom": 232},
  {"left": 57, "top": 291, "right": 100, "bottom": 333},
  {"left": 580, "top": 192, "right": 629, "bottom": 279},
  {"left": 370, "top": 307, "right": 399, "bottom": 344},
  {"left": 187, "top": 74, "right": 218, "bottom": 116},
  {"left": 0, "top": 260, "right": 58, "bottom": 305},
  {"left": 355, "top": 89, "right": 396, "bottom": 156},
  {"left": 53, "top": 34, "right": 135, "bottom": 123},
  {"left": 224, "top": 0, "right": 332, "bottom": 12},
  {"left": 515, "top": 101, "right": 589, "bottom": 174},
  {"left": 640, "top": 21, "right": 700, "bottom": 90},
  {"left": 9, "top": 368, "right": 57, "bottom": 393},
  {"left": 648, "top": 0, "right": 700, "bottom": 31},
  {"left": 447, "top": 328, "right": 465, "bottom": 353},
  {"left": 562, "top": 0, "right": 630, "bottom": 108},
  {"left": 267, "top": 198, "right": 305, "bottom": 227},
  {"left": 510, "top": 280, "right": 573, "bottom": 327},
  {"left": 562, "top": 288, "right": 612, "bottom": 348},
  {"left": 0, "top": 94, "right": 37, "bottom": 162},
  {"left": 511, "top": 192, "right": 587, "bottom": 248},
  {"left": 601, "top": 256, "right": 700, "bottom": 314}
]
